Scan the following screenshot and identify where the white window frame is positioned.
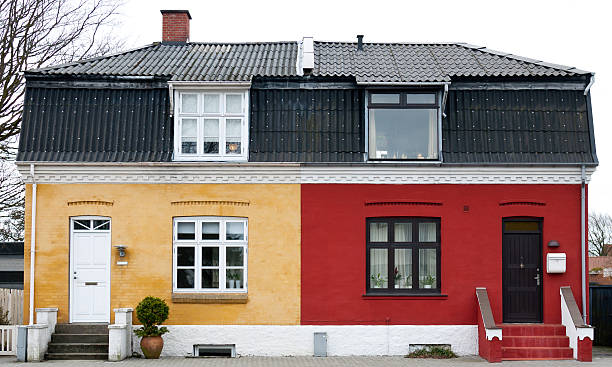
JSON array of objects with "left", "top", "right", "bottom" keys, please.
[
  {"left": 174, "top": 89, "right": 249, "bottom": 161},
  {"left": 173, "top": 216, "right": 248, "bottom": 293}
]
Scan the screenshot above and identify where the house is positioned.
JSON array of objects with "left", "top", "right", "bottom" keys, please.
[
  {"left": 16, "top": 10, "right": 597, "bottom": 362},
  {"left": 0, "top": 242, "right": 24, "bottom": 289},
  {"left": 589, "top": 255, "right": 612, "bottom": 285}
]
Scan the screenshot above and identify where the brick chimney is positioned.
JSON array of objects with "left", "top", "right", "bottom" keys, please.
[{"left": 161, "top": 10, "right": 191, "bottom": 43}]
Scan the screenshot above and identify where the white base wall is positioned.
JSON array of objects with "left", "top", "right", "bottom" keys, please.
[{"left": 132, "top": 325, "right": 478, "bottom": 357}]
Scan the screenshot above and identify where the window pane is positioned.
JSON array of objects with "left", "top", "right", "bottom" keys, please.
[
  {"left": 371, "top": 93, "right": 400, "bottom": 104},
  {"left": 202, "top": 222, "right": 220, "bottom": 240},
  {"left": 226, "top": 222, "right": 244, "bottom": 240},
  {"left": 177, "top": 222, "right": 195, "bottom": 240},
  {"left": 202, "top": 247, "right": 219, "bottom": 266},
  {"left": 181, "top": 94, "right": 198, "bottom": 113},
  {"left": 369, "top": 222, "right": 388, "bottom": 242},
  {"left": 369, "top": 248, "right": 388, "bottom": 288},
  {"left": 226, "top": 269, "right": 244, "bottom": 289},
  {"left": 226, "top": 247, "right": 244, "bottom": 266},
  {"left": 394, "top": 223, "right": 412, "bottom": 242},
  {"left": 504, "top": 221, "right": 539, "bottom": 232},
  {"left": 177, "top": 247, "right": 195, "bottom": 266},
  {"left": 406, "top": 93, "right": 436, "bottom": 104},
  {"left": 202, "top": 269, "right": 219, "bottom": 288},
  {"left": 394, "top": 249, "right": 412, "bottom": 289},
  {"left": 203, "top": 94, "right": 220, "bottom": 113},
  {"left": 226, "top": 94, "right": 242, "bottom": 114},
  {"left": 368, "top": 108, "right": 438, "bottom": 159},
  {"left": 419, "top": 249, "right": 437, "bottom": 289},
  {"left": 181, "top": 119, "right": 197, "bottom": 154},
  {"left": 73, "top": 220, "right": 90, "bottom": 230},
  {"left": 226, "top": 119, "right": 242, "bottom": 155},
  {"left": 93, "top": 220, "right": 110, "bottom": 230},
  {"left": 203, "top": 119, "right": 219, "bottom": 154},
  {"left": 177, "top": 269, "right": 194, "bottom": 288},
  {"left": 419, "top": 223, "right": 437, "bottom": 242}
]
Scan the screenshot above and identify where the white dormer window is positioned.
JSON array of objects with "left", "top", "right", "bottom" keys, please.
[{"left": 174, "top": 90, "right": 249, "bottom": 161}]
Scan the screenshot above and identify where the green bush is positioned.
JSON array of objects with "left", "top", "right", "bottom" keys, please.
[
  {"left": 134, "top": 296, "right": 169, "bottom": 337},
  {"left": 405, "top": 346, "right": 457, "bottom": 359},
  {"left": 0, "top": 306, "right": 9, "bottom": 325}
]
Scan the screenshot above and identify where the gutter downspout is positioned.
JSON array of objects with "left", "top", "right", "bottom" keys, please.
[
  {"left": 584, "top": 75, "right": 595, "bottom": 96},
  {"left": 29, "top": 164, "right": 37, "bottom": 325},
  {"left": 581, "top": 165, "right": 587, "bottom": 324}
]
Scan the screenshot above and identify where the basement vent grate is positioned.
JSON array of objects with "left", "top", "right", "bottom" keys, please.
[{"left": 193, "top": 344, "right": 236, "bottom": 358}]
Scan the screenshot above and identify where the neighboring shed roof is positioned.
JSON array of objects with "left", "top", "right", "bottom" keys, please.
[
  {"left": 26, "top": 41, "right": 590, "bottom": 83},
  {"left": 0, "top": 242, "right": 24, "bottom": 256},
  {"left": 590, "top": 256, "right": 612, "bottom": 270}
]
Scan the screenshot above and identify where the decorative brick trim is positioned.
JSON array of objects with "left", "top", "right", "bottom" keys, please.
[
  {"left": 365, "top": 201, "right": 442, "bottom": 207},
  {"left": 67, "top": 200, "right": 114, "bottom": 207},
  {"left": 499, "top": 201, "right": 546, "bottom": 207},
  {"left": 171, "top": 200, "right": 250, "bottom": 207}
]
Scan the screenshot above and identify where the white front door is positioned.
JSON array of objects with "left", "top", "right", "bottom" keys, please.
[{"left": 70, "top": 217, "right": 111, "bottom": 322}]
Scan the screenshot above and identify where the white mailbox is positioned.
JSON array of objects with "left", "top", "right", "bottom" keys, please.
[{"left": 547, "top": 253, "right": 566, "bottom": 273}]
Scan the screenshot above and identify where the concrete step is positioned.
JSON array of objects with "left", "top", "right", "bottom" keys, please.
[
  {"left": 502, "top": 346, "right": 573, "bottom": 360},
  {"left": 502, "top": 335, "right": 570, "bottom": 348},
  {"left": 501, "top": 324, "right": 566, "bottom": 337},
  {"left": 54, "top": 323, "right": 109, "bottom": 335},
  {"left": 52, "top": 333, "right": 108, "bottom": 343},
  {"left": 46, "top": 352, "right": 107, "bottom": 360},
  {"left": 47, "top": 342, "right": 108, "bottom": 354}
]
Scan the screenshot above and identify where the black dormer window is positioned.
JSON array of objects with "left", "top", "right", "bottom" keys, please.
[{"left": 368, "top": 91, "right": 439, "bottom": 160}]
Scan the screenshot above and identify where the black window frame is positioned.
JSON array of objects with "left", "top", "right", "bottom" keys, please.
[
  {"left": 367, "top": 90, "right": 440, "bottom": 161},
  {"left": 365, "top": 217, "right": 441, "bottom": 295}
]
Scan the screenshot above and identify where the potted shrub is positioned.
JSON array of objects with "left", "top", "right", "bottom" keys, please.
[
  {"left": 423, "top": 275, "right": 436, "bottom": 289},
  {"left": 370, "top": 273, "right": 385, "bottom": 288},
  {"left": 394, "top": 267, "right": 402, "bottom": 288},
  {"left": 134, "top": 296, "right": 169, "bottom": 359}
]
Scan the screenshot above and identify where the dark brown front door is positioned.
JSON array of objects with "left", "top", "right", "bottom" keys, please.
[{"left": 502, "top": 218, "right": 543, "bottom": 323}]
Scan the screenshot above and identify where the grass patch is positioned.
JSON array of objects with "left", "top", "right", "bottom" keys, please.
[{"left": 405, "top": 346, "right": 457, "bottom": 359}]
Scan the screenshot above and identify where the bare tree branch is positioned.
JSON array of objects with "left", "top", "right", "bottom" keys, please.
[
  {"left": 589, "top": 213, "right": 612, "bottom": 256},
  {"left": 0, "top": 0, "right": 125, "bottom": 241}
]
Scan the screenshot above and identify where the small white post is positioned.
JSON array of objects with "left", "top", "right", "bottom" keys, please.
[
  {"left": 26, "top": 324, "right": 48, "bottom": 362},
  {"left": 108, "top": 308, "right": 133, "bottom": 361}
]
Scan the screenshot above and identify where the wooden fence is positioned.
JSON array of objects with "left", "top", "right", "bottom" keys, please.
[
  {"left": 0, "top": 288, "right": 23, "bottom": 325},
  {"left": 0, "top": 325, "right": 17, "bottom": 355}
]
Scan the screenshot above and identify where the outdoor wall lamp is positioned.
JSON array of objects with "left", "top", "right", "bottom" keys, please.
[{"left": 114, "top": 245, "right": 127, "bottom": 257}]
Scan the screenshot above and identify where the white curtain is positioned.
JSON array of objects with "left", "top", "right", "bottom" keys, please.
[
  {"left": 370, "top": 223, "right": 388, "bottom": 242},
  {"left": 394, "top": 249, "right": 412, "bottom": 288},
  {"left": 394, "top": 223, "right": 412, "bottom": 242},
  {"left": 419, "top": 222, "right": 437, "bottom": 242},
  {"left": 370, "top": 249, "right": 388, "bottom": 288},
  {"left": 368, "top": 110, "right": 377, "bottom": 158},
  {"left": 419, "top": 249, "right": 437, "bottom": 288},
  {"left": 428, "top": 110, "right": 437, "bottom": 158}
]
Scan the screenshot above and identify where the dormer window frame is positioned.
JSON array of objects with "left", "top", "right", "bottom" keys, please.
[
  {"left": 173, "top": 88, "right": 249, "bottom": 162},
  {"left": 365, "top": 90, "right": 442, "bottom": 162}
]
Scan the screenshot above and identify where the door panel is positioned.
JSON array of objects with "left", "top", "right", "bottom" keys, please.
[
  {"left": 502, "top": 220, "right": 542, "bottom": 323},
  {"left": 71, "top": 228, "right": 110, "bottom": 322}
]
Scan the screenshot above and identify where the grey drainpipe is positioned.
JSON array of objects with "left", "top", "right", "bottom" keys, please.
[
  {"left": 581, "top": 165, "right": 587, "bottom": 324},
  {"left": 29, "top": 164, "right": 37, "bottom": 325}
]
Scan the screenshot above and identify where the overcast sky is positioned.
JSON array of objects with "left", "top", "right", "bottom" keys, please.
[{"left": 118, "top": 0, "right": 611, "bottom": 214}]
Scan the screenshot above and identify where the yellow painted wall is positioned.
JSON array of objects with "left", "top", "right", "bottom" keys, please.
[{"left": 23, "top": 183, "right": 301, "bottom": 325}]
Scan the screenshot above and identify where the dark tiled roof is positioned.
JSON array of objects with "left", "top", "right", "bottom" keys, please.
[
  {"left": 443, "top": 89, "right": 595, "bottom": 164},
  {"left": 28, "top": 42, "right": 299, "bottom": 81},
  {"left": 26, "top": 41, "right": 590, "bottom": 83},
  {"left": 17, "top": 87, "right": 172, "bottom": 162},
  {"left": 313, "top": 42, "right": 590, "bottom": 83}
]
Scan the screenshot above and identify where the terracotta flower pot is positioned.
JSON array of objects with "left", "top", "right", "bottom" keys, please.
[{"left": 140, "top": 335, "right": 164, "bottom": 359}]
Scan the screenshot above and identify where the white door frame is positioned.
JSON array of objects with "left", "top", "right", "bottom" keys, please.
[{"left": 69, "top": 216, "right": 112, "bottom": 323}]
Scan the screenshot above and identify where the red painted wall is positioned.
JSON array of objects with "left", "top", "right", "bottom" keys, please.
[{"left": 301, "top": 184, "right": 586, "bottom": 325}]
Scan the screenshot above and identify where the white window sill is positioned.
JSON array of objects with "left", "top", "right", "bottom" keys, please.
[{"left": 171, "top": 292, "right": 248, "bottom": 304}]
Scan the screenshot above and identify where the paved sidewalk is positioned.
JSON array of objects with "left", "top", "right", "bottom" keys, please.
[{"left": 1, "top": 355, "right": 611, "bottom": 366}]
